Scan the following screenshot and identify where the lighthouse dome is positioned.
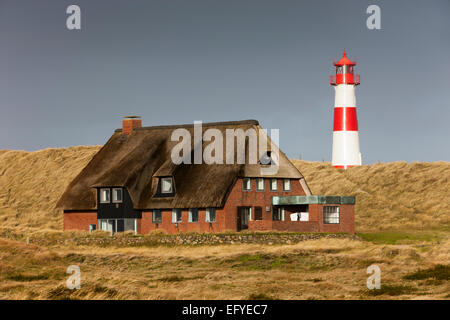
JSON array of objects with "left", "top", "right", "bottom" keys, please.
[{"left": 334, "top": 51, "right": 356, "bottom": 66}]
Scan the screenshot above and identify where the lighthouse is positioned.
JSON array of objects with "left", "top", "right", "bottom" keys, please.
[{"left": 330, "top": 51, "right": 362, "bottom": 169}]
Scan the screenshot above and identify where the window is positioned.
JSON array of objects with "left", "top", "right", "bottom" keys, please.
[
  {"left": 99, "top": 218, "right": 114, "bottom": 232},
  {"left": 289, "top": 212, "right": 309, "bottom": 221},
  {"left": 299, "top": 212, "right": 309, "bottom": 221},
  {"left": 241, "top": 207, "right": 251, "bottom": 225},
  {"left": 152, "top": 210, "right": 162, "bottom": 223},
  {"left": 283, "top": 179, "right": 291, "bottom": 191},
  {"left": 243, "top": 178, "right": 251, "bottom": 191},
  {"left": 254, "top": 207, "right": 263, "bottom": 220},
  {"left": 188, "top": 209, "right": 199, "bottom": 222},
  {"left": 259, "top": 151, "right": 272, "bottom": 165},
  {"left": 270, "top": 179, "right": 278, "bottom": 191},
  {"left": 98, "top": 219, "right": 137, "bottom": 234},
  {"left": 343, "top": 65, "right": 353, "bottom": 74},
  {"left": 124, "top": 219, "right": 137, "bottom": 233},
  {"left": 323, "top": 206, "right": 340, "bottom": 224},
  {"left": 272, "top": 207, "right": 285, "bottom": 221},
  {"left": 161, "top": 177, "right": 173, "bottom": 193},
  {"left": 112, "top": 188, "right": 123, "bottom": 203},
  {"left": 256, "top": 178, "right": 265, "bottom": 191},
  {"left": 260, "top": 151, "right": 279, "bottom": 166},
  {"left": 100, "top": 188, "right": 110, "bottom": 203},
  {"left": 172, "top": 209, "right": 182, "bottom": 223},
  {"left": 206, "top": 208, "right": 216, "bottom": 222}
]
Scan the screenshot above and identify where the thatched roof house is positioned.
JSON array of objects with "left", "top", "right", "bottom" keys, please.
[{"left": 59, "top": 118, "right": 355, "bottom": 234}]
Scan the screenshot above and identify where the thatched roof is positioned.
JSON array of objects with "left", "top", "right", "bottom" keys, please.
[{"left": 56, "top": 120, "right": 306, "bottom": 210}]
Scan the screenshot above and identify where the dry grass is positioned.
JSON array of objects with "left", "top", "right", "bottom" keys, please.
[
  {"left": 0, "top": 146, "right": 100, "bottom": 230},
  {"left": 0, "top": 237, "right": 448, "bottom": 300},
  {"left": 0, "top": 146, "right": 449, "bottom": 299}
]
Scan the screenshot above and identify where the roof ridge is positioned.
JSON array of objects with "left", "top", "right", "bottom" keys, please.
[{"left": 115, "top": 119, "right": 259, "bottom": 132}]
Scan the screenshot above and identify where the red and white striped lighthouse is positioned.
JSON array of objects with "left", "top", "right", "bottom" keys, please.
[{"left": 330, "top": 50, "right": 362, "bottom": 169}]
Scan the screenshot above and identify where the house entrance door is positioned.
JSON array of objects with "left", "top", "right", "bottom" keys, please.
[{"left": 237, "top": 207, "right": 251, "bottom": 231}]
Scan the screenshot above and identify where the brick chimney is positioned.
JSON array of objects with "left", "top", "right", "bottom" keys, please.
[{"left": 122, "top": 116, "right": 142, "bottom": 135}]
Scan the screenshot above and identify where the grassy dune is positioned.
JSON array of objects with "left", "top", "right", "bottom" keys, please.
[
  {"left": 292, "top": 160, "right": 450, "bottom": 232},
  {"left": 0, "top": 146, "right": 100, "bottom": 230},
  {"left": 0, "top": 146, "right": 449, "bottom": 300}
]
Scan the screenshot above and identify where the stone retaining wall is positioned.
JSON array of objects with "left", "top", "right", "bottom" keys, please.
[{"left": 0, "top": 228, "right": 361, "bottom": 247}]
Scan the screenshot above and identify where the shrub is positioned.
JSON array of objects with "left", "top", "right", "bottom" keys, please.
[
  {"left": 248, "top": 293, "right": 278, "bottom": 300},
  {"left": 365, "top": 285, "right": 417, "bottom": 296},
  {"left": 403, "top": 264, "right": 450, "bottom": 281},
  {"left": 7, "top": 273, "right": 50, "bottom": 282}
]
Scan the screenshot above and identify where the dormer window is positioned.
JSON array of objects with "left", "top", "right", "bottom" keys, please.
[
  {"left": 161, "top": 177, "right": 173, "bottom": 194},
  {"left": 259, "top": 151, "right": 272, "bottom": 165},
  {"left": 112, "top": 188, "right": 123, "bottom": 203},
  {"left": 259, "top": 151, "right": 279, "bottom": 166},
  {"left": 100, "top": 188, "right": 110, "bottom": 203}
]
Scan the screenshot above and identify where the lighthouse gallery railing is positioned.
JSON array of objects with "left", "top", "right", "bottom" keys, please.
[{"left": 330, "top": 74, "right": 360, "bottom": 85}]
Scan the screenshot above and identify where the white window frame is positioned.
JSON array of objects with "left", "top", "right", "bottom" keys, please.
[
  {"left": 97, "top": 218, "right": 137, "bottom": 234},
  {"left": 152, "top": 209, "right": 162, "bottom": 223},
  {"left": 172, "top": 209, "right": 182, "bottom": 223},
  {"left": 161, "top": 177, "right": 173, "bottom": 194},
  {"left": 112, "top": 188, "right": 123, "bottom": 203},
  {"left": 283, "top": 179, "right": 291, "bottom": 192},
  {"left": 188, "top": 209, "right": 199, "bottom": 223},
  {"left": 270, "top": 179, "right": 278, "bottom": 191},
  {"left": 273, "top": 207, "right": 285, "bottom": 221},
  {"left": 240, "top": 207, "right": 251, "bottom": 225},
  {"left": 300, "top": 212, "right": 309, "bottom": 221},
  {"left": 100, "top": 188, "right": 110, "bottom": 203},
  {"left": 242, "top": 178, "right": 251, "bottom": 191},
  {"left": 98, "top": 219, "right": 113, "bottom": 232},
  {"left": 323, "top": 206, "right": 340, "bottom": 224},
  {"left": 205, "top": 208, "right": 216, "bottom": 223},
  {"left": 256, "top": 178, "right": 265, "bottom": 191}
]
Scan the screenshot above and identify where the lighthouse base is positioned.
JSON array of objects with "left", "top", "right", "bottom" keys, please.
[
  {"left": 332, "top": 131, "right": 362, "bottom": 168},
  {"left": 333, "top": 165, "right": 357, "bottom": 169}
]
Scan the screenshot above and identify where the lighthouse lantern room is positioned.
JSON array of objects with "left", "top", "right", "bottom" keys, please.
[{"left": 330, "top": 51, "right": 362, "bottom": 169}]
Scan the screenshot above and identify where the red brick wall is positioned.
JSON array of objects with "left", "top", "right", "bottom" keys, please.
[
  {"left": 313, "top": 204, "right": 355, "bottom": 234},
  {"left": 63, "top": 211, "right": 97, "bottom": 231},
  {"left": 249, "top": 220, "right": 320, "bottom": 232}
]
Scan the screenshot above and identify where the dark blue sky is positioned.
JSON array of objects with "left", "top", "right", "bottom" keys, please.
[{"left": 1, "top": 0, "right": 449, "bottom": 163}]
